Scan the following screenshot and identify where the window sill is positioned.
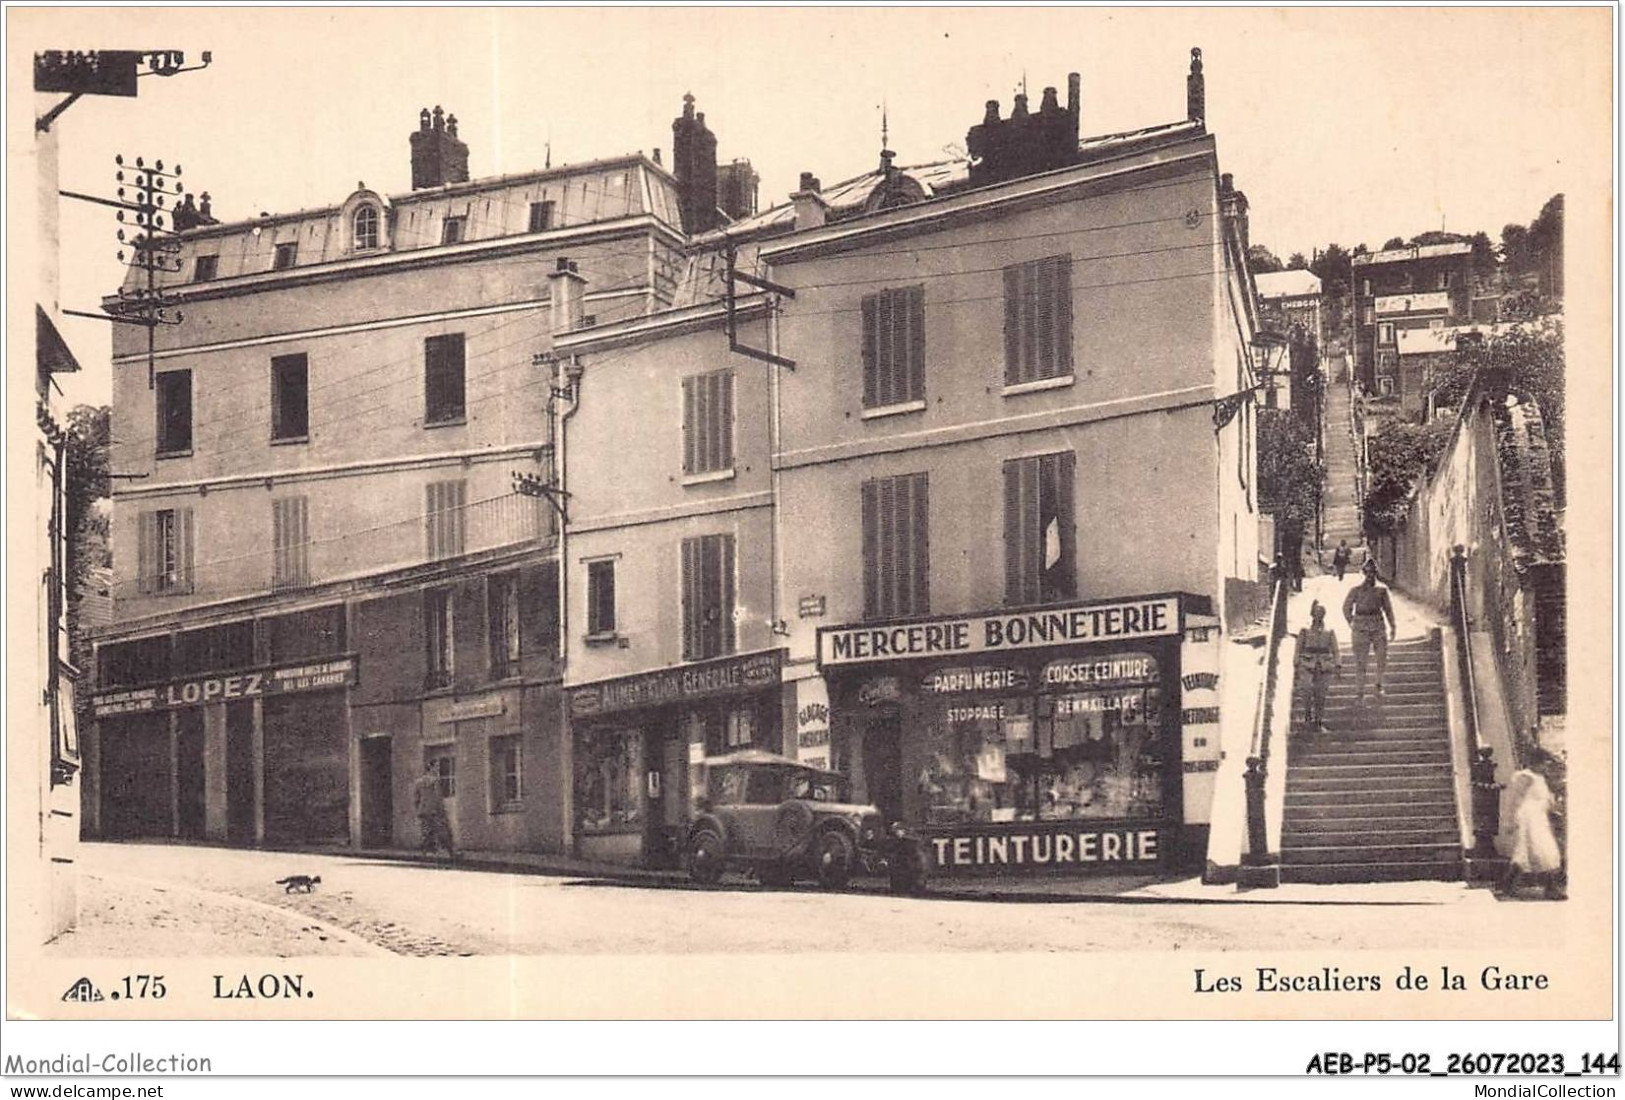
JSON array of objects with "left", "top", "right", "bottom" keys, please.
[
  {"left": 270, "top": 435, "right": 309, "bottom": 447},
  {"left": 490, "top": 802, "right": 524, "bottom": 816},
  {"left": 583, "top": 632, "right": 622, "bottom": 648},
  {"left": 423, "top": 680, "right": 457, "bottom": 697},
  {"left": 682, "top": 468, "right": 736, "bottom": 486},
  {"left": 423, "top": 417, "right": 467, "bottom": 430},
  {"left": 155, "top": 449, "right": 194, "bottom": 461},
  {"left": 1003, "top": 375, "right": 1075, "bottom": 397},
  {"left": 860, "top": 399, "right": 926, "bottom": 421}
]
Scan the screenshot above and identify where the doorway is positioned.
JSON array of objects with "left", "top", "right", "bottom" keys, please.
[
  {"left": 642, "top": 723, "right": 686, "bottom": 869},
  {"left": 862, "top": 710, "right": 904, "bottom": 826},
  {"left": 175, "top": 709, "right": 206, "bottom": 839},
  {"left": 360, "top": 737, "right": 394, "bottom": 848},
  {"left": 226, "top": 700, "right": 256, "bottom": 844}
]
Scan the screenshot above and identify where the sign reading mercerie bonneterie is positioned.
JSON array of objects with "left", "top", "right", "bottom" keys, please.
[
  {"left": 818, "top": 597, "right": 1180, "bottom": 668},
  {"left": 92, "top": 657, "right": 358, "bottom": 717}
]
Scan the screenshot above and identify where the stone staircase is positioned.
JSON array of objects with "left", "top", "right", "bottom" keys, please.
[
  {"left": 1321, "top": 370, "right": 1366, "bottom": 567},
  {"left": 1280, "top": 633, "right": 1463, "bottom": 883}
]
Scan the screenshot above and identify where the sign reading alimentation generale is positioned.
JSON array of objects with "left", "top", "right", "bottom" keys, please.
[
  {"left": 92, "top": 657, "right": 359, "bottom": 717},
  {"left": 817, "top": 596, "right": 1180, "bottom": 668},
  {"left": 569, "top": 649, "right": 783, "bottom": 718}
]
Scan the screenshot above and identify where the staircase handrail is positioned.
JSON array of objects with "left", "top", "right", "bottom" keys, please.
[
  {"left": 1450, "top": 544, "right": 1500, "bottom": 858},
  {"left": 1347, "top": 372, "right": 1367, "bottom": 539},
  {"left": 1244, "top": 573, "right": 1291, "bottom": 864}
]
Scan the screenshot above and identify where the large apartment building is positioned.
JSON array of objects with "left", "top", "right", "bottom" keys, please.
[
  {"left": 1350, "top": 241, "right": 1473, "bottom": 399},
  {"left": 87, "top": 106, "right": 711, "bottom": 853}
]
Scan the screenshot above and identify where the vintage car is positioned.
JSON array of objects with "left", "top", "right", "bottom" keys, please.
[{"left": 686, "top": 751, "right": 927, "bottom": 893}]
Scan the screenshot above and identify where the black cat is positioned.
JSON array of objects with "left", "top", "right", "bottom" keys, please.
[{"left": 275, "top": 875, "right": 322, "bottom": 894}]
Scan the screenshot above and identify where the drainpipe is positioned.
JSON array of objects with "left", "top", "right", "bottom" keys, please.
[{"left": 553, "top": 354, "right": 582, "bottom": 855}]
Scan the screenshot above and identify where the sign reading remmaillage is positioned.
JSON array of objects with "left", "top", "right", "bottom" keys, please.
[{"left": 818, "top": 597, "right": 1180, "bottom": 667}]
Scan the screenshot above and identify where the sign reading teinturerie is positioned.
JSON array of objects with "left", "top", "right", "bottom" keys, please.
[
  {"left": 91, "top": 657, "right": 359, "bottom": 717},
  {"left": 927, "top": 824, "right": 1164, "bottom": 872},
  {"left": 570, "top": 649, "right": 783, "bottom": 718},
  {"left": 818, "top": 597, "right": 1180, "bottom": 667}
]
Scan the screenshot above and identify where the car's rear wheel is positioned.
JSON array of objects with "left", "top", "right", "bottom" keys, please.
[
  {"left": 814, "top": 829, "right": 854, "bottom": 890},
  {"left": 688, "top": 829, "right": 725, "bottom": 886}
]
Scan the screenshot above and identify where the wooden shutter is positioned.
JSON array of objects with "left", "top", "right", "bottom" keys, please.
[
  {"left": 910, "top": 472, "right": 930, "bottom": 614},
  {"left": 1053, "top": 255, "right": 1074, "bottom": 377},
  {"left": 137, "top": 511, "right": 156, "bottom": 595},
  {"left": 861, "top": 479, "right": 880, "bottom": 619},
  {"left": 274, "top": 497, "right": 309, "bottom": 588},
  {"left": 176, "top": 507, "right": 195, "bottom": 594},
  {"left": 1053, "top": 450, "right": 1076, "bottom": 598},
  {"left": 861, "top": 294, "right": 879, "bottom": 408},
  {"left": 682, "top": 375, "right": 697, "bottom": 474},
  {"left": 718, "top": 534, "right": 736, "bottom": 655},
  {"left": 906, "top": 285, "right": 926, "bottom": 402},
  {"left": 1004, "top": 458, "right": 1039, "bottom": 606},
  {"left": 1003, "top": 264, "right": 1023, "bottom": 386},
  {"left": 716, "top": 371, "right": 733, "bottom": 470},
  {"left": 681, "top": 537, "right": 699, "bottom": 660}
]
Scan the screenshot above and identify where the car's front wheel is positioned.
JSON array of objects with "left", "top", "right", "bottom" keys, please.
[
  {"left": 814, "top": 829, "right": 854, "bottom": 890},
  {"left": 688, "top": 829, "right": 725, "bottom": 886}
]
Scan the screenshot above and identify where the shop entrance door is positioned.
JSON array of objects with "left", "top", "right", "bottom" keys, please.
[
  {"left": 175, "top": 709, "right": 206, "bottom": 840},
  {"left": 862, "top": 711, "right": 904, "bottom": 825},
  {"left": 359, "top": 737, "right": 393, "bottom": 847},
  {"left": 225, "top": 700, "right": 256, "bottom": 844},
  {"left": 642, "top": 725, "right": 687, "bottom": 869}
]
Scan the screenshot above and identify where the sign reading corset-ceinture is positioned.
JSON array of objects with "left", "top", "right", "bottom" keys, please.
[
  {"left": 92, "top": 657, "right": 359, "bottom": 717},
  {"left": 818, "top": 596, "right": 1180, "bottom": 667}
]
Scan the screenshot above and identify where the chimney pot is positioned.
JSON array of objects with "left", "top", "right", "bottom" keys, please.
[
  {"left": 1187, "top": 47, "right": 1206, "bottom": 125},
  {"left": 798, "top": 171, "right": 821, "bottom": 194},
  {"left": 420, "top": 108, "right": 432, "bottom": 131},
  {"left": 1067, "top": 73, "right": 1080, "bottom": 121},
  {"left": 984, "top": 100, "right": 1001, "bottom": 124},
  {"left": 1012, "top": 93, "right": 1029, "bottom": 119},
  {"left": 1040, "top": 86, "right": 1060, "bottom": 113},
  {"left": 653, "top": 148, "right": 662, "bottom": 166}
]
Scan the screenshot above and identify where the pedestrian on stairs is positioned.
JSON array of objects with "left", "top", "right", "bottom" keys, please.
[
  {"left": 1295, "top": 601, "right": 1340, "bottom": 733},
  {"left": 1332, "top": 540, "right": 1351, "bottom": 581},
  {"left": 1342, "top": 558, "right": 1396, "bottom": 704}
]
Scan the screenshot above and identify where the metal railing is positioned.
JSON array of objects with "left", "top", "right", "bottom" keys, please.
[
  {"left": 1449, "top": 544, "right": 1501, "bottom": 857},
  {"left": 1243, "top": 573, "right": 1291, "bottom": 866}
]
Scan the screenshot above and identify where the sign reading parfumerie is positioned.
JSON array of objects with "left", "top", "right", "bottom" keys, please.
[{"left": 818, "top": 596, "right": 1180, "bottom": 667}]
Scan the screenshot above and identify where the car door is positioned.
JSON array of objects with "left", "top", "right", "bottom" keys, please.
[{"left": 729, "top": 767, "right": 785, "bottom": 858}]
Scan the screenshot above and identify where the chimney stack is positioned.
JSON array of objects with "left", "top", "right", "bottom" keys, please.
[
  {"left": 410, "top": 105, "right": 471, "bottom": 190},
  {"left": 1186, "top": 48, "right": 1205, "bottom": 126},
  {"left": 791, "top": 172, "right": 826, "bottom": 231},
  {"left": 717, "top": 158, "right": 759, "bottom": 221},
  {"left": 671, "top": 93, "right": 720, "bottom": 234},
  {"left": 548, "top": 257, "right": 587, "bottom": 334},
  {"left": 966, "top": 72, "right": 1081, "bottom": 187}
]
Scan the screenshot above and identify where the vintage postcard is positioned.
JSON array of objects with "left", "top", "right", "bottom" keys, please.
[{"left": 3, "top": 3, "right": 1615, "bottom": 1074}]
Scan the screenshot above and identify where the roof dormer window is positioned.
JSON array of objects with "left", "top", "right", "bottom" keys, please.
[{"left": 353, "top": 205, "right": 380, "bottom": 250}]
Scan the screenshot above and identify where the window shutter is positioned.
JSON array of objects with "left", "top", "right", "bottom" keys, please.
[
  {"left": 861, "top": 479, "right": 879, "bottom": 619},
  {"left": 681, "top": 537, "right": 698, "bottom": 660},
  {"left": 682, "top": 375, "right": 697, "bottom": 475},
  {"left": 717, "top": 371, "right": 733, "bottom": 470},
  {"left": 138, "top": 511, "right": 156, "bottom": 595},
  {"left": 878, "top": 474, "right": 898, "bottom": 615},
  {"left": 1004, "top": 459, "right": 1041, "bottom": 605},
  {"left": 718, "top": 535, "right": 736, "bottom": 655},
  {"left": 177, "top": 507, "right": 195, "bottom": 593},
  {"left": 425, "top": 483, "right": 439, "bottom": 558},
  {"left": 1003, "top": 265, "right": 1022, "bottom": 386},
  {"left": 861, "top": 293, "right": 878, "bottom": 408},
  {"left": 910, "top": 472, "right": 930, "bottom": 614},
  {"left": 1055, "top": 451, "right": 1076, "bottom": 598},
  {"left": 907, "top": 285, "right": 926, "bottom": 402},
  {"left": 880, "top": 289, "right": 899, "bottom": 406},
  {"left": 1054, "top": 256, "right": 1074, "bottom": 376},
  {"left": 1033, "top": 258, "right": 1055, "bottom": 380}
]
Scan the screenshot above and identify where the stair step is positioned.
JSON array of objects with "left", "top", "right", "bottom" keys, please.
[
  {"left": 1285, "top": 798, "right": 1457, "bottom": 818},
  {"left": 1294, "top": 741, "right": 1453, "bottom": 760},
  {"left": 1280, "top": 860, "right": 1463, "bottom": 884},
  {"left": 1289, "top": 775, "right": 1454, "bottom": 795},
  {"left": 1283, "top": 826, "right": 1459, "bottom": 847},
  {"left": 1281, "top": 843, "right": 1461, "bottom": 866},
  {"left": 1290, "top": 760, "right": 1453, "bottom": 779},
  {"left": 1291, "top": 750, "right": 1452, "bottom": 768},
  {"left": 1296, "top": 727, "right": 1450, "bottom": 743}
]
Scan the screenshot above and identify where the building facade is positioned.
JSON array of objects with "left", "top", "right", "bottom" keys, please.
[
  {"left": 88, "top": 108, "right": 700, "bottom": 855},
  {"left": 1350, "top": 242, "right": 1473, "bottom": 395}
]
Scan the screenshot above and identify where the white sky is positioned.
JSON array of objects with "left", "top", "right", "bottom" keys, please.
[{"left": 15, "top": 6, "right": 1610, "bottom": 409}]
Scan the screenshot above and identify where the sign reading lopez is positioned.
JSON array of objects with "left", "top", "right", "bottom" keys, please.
[{"left": 818, "top": 597, "right": 1180, "bottom": 668}]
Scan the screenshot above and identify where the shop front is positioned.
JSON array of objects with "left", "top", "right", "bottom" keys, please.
[
  {"left": 568, "top": 649, "right": 785, "bottom": 867},
  {"left": 817, "top": 593, "right": 1215, "bottom": 876}
]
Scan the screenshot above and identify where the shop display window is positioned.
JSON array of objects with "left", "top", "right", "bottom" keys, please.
[
  {"left": 576, "top": 728, "right": 643, "bottom": 835},
  {"left": 917, "top": 684, "right": 1164, "bottom": 825}
]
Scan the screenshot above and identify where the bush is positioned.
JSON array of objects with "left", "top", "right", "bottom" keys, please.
[{"left": 1362, "top": 418, "right": 1456, "bottom": 535}]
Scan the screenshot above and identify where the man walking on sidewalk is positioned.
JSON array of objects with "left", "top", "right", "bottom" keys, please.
[
  {"left": 413, "top": 761, "right": 456, "bottom": 860},
  {"left": 1342, "top": 558, "right": 1396, "bottom": 704}
]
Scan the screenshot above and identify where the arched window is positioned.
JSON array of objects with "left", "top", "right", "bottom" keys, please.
[{"left": 353, "top": 205, "right": 379, "bottom": 250}]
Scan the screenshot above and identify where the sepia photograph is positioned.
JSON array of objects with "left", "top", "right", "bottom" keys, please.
[{"left": 3, "top": 2, "right": 1616, "bottom": 1079}]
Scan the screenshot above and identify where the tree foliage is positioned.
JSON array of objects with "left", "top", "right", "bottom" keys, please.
[
  {"left": 1247, "top": 244, "right": 1283, "bottom": 275},
  {"left": 1362, "top": 418, "right": 1457, "bottom": 535},
  {"left": 1285, "top": 252, "right": 1308, "bottom": 270},
  {"left": 1382, "top": 236, "right": 1407, "bottom": 251},
  {"left": 1428, "top": 319, "right": 1565, "bottom": 503},
  {"left": 64, "top": 405, "right": 111, "bottom": 675},
  {"left": 1258, "top": 406, "right": 1323, "bottom": 532}
]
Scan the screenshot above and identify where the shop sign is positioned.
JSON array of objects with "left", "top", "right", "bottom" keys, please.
[
  {"left": 569, "top": 649, "right": 782, "bottom": 719},
  {"left": 818, "top": 596, "right": 1179, "bottom": 667},
  {"left": 1041, "top": 652, "right": 1158, "bottom": 689},
  {"left": 798, "top": 594, "right": 826, "bottom": 618},
  {"left": 920, "top": 665, "right": 1030, "bottom": 695},
  {"left": 92, "top": 656, "right": 359, "bottom": 717},
  {"left": 794, "top": 678, "right": 831, "bottom": 758},
  {"left": 438, "top": 697, "right": 506, "bottom": 723},
  {"left": 857, "top": 676, "right": 902, "bottom": 707},
  {"left": 927, "top": 825, "right": 1163, "bottom": 872}
]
